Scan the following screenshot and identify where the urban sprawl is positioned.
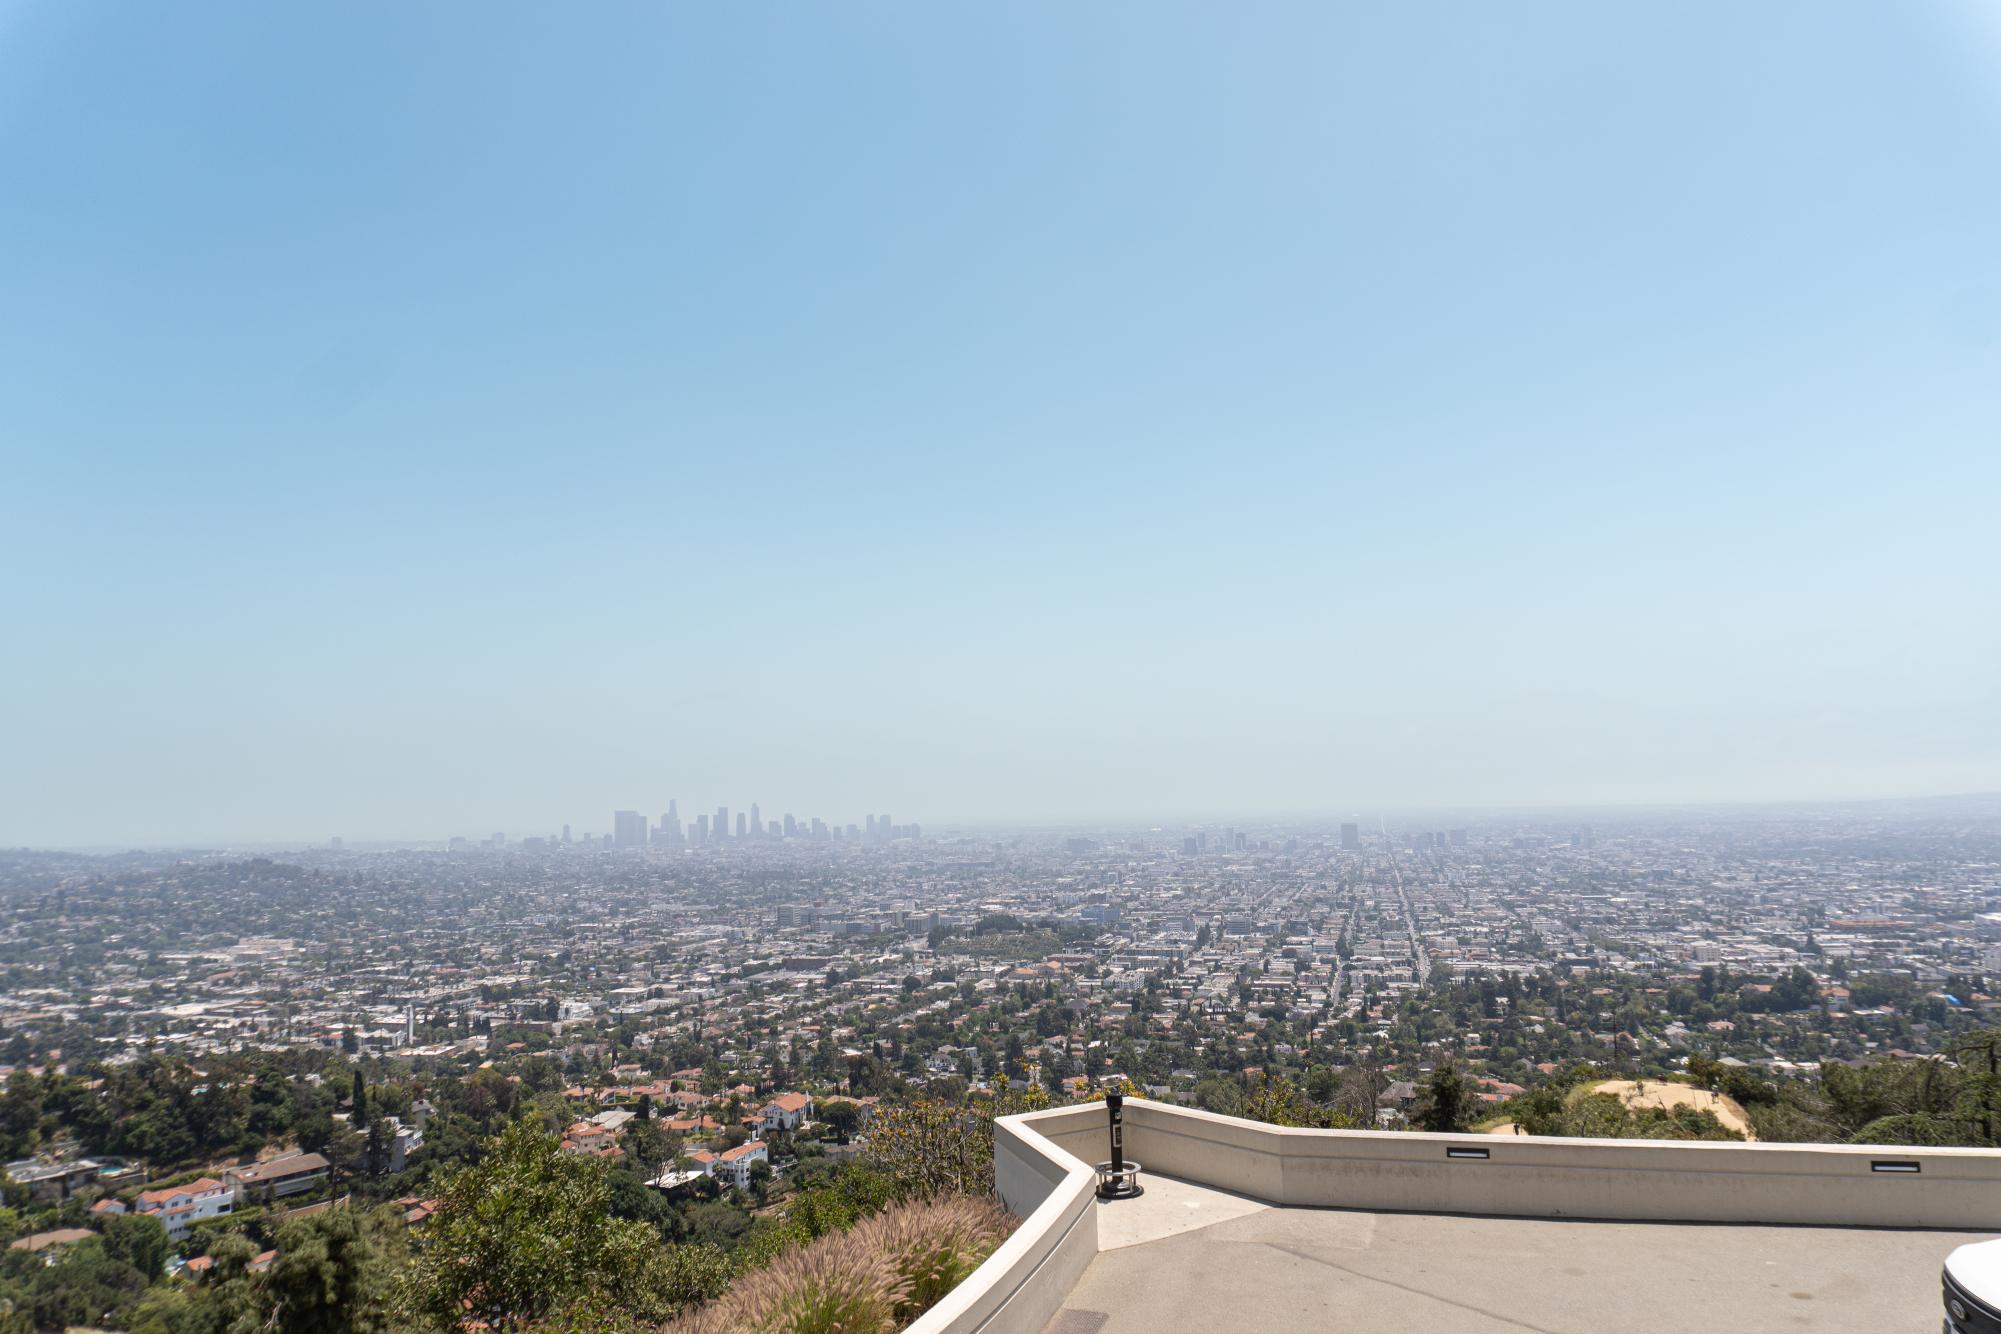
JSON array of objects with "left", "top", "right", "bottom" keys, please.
[{"left": 4, "top": 796, "right": 2001, "bottom": 1328}]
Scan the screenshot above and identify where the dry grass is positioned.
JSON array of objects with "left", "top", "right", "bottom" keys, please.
[
  {"left": 666, "top": 1196, "right": 1014, "bottom": 1334},
  {"left": 853, "top": 1196, "right": 1014, "bottom": 1323}
]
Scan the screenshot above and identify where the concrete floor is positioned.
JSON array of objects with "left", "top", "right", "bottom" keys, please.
[{"left": 1044, "top": 1177, "right": 1988, "bottom": 1334}]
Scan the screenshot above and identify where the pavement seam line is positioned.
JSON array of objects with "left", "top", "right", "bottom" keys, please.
[{"left": 1260, "top": 1242, "right": 1572, "bottom": 1334}]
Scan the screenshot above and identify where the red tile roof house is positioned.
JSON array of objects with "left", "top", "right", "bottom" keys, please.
[
  {"left": 182, "top": 1248, "right": 276, "bottom": 1279},
  {"left": 559, "top": 1123, "right": 624, "bottom": 1161},
  {"left": 688, "top": 1139, "right": 768, "bottom": 1190},
  {"left": 136, "top": 1178, "right": 234, "bottom": 1239},
  {"left": 757, "top": 1092, "right": 814, "bottom": 1132}
]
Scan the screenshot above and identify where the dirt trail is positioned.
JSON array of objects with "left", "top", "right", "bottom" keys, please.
[{"left": 1589, "top": 1079, "right": 1757, "bottom": 1139}]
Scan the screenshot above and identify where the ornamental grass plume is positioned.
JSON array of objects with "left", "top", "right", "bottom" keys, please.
[
  {"left": 664, "top": 1195, "right": 1016, "bottom": 1333},
  {"left": 670, "top": 1227, "right": 901, "bottom": 1334},
  {"left": 850, "top": 1195, "right": 1013, "bottom": 1323}
]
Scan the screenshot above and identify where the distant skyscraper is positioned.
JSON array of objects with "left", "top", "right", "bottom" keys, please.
[
  {"left": 562, "top": 823, "right": 571, "bottom": 844},
  {"left": 1340, "top": 822, "right": 1361, "bottom": 851},
  {"left": 613, "top": 810, "right": 647, "bottom": 848},
  {"left": 735, "top": 811, "right": 747, "bottom": 838},
  {"left": 783, "top": 813, "right": 797, "bottom": 838},
  {"left": 749, "top": 803, "right": 761, "bottom": 837},
  {"left": 695, "top": 813, "right": 710, "bottom": 843}
]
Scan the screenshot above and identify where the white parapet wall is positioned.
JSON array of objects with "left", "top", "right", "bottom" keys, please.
[
  {"left": 1081, "top": 1098, "right": 2001, "bottom": 1230},
  {"left": 904, "top": 1110, "right": 1098, "bottom": 1334},
  {"left": 916, "top": 1096, "right": 2001, "bottom": 1332}
]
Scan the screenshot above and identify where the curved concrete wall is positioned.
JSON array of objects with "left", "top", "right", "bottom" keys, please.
[
  {"left": 1096, "top": 1098, "right": 2001, "bottom": 1230},
  {"left": 904, "top": 1112, "right": 1098, "bottom": 1334}
]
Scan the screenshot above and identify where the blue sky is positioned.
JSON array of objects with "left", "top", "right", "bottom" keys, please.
[{"left": 3, "top": 2, "right": 1998, "bottom": 845}]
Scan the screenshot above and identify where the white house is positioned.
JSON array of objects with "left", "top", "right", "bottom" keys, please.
[
  {"left": 688, "top": 1139, "right": 769, "bottom": 1191},
  {"left": 714, "top": 1139, "right": 768, "bottom": 1189},
  {"left": 136, "top": 1178, "right": 233, "bottom": 1239},
  {"left": 757, "top": 1092, "right": 814, "bottom": 1133}
]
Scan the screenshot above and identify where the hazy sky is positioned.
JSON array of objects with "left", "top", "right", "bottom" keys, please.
[{"left": 4, "top": 3, "right": 1999, "bottom": 847}]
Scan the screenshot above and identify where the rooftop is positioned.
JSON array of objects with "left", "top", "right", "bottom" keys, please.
[{"left": 1048, "top": 1174, "right": 1980, "bottom": 1334}]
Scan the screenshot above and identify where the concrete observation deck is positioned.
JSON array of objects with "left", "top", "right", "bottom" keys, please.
[
  {"left": 905, "top": 1099, "right": 2001, "bottom": 1334},
  {"left": 1049, "top": 1173, "right": 1984, "bottom": 1334}
]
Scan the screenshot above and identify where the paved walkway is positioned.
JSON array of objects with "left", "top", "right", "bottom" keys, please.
[{"left": 1045, "top": 1177, "right": 1985, "bottom": 1334}]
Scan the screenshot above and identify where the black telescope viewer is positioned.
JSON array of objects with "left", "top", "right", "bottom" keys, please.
[{"left": 1095, "top": 1091, "right": 1144, "bottom": 1200}]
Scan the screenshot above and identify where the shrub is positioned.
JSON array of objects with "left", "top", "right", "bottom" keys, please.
[
  {"left": 673, "top": 1230, "right": 900, "bottom": 1334},
  {"left": 853, "top": 1195, "right": 1012, "bottom": 1322},
  {"left": 667, "top": 1196, "right": 1016, "bottom": 1334}
]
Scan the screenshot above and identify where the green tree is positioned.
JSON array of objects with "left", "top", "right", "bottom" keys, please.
[
  {"left": 1413, "top": 1062, "right": 1471, "bottom": 1134},
  {"left": 260, "top": 1204, "right": 407, "bottom": 1334},
  {"left": 400, "top": 1117, "right": 670, "bottom": 1330},
  {"left": 100, "top": 1210, "right": 171, "bottom": 1280},
  {"left": 819, "top": 1100, "right": 863, "bottom": 1145},
  {"left": 0, "top": 1071, "right": 43, "bottom": 1158}
]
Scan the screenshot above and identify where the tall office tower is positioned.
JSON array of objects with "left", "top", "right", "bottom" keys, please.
[
  {"left": 865, "top": 814, "right": 877, "bottom": 839},
  {"left": 1449, "top": 828, "right": 1468, "bottom": 848},
  {"left": 749, "top": 803, "right": 761, "bottom": 837},
  {"left": 811, "top": 817, "right": 826, "bottom": 839},
  {"left": 695, "top": 813, "right": 710, "bottom": 843},
  {"left": 715, "top": 807, "right": 728, "bottom": 842},
  {"left": 845, "top": 822, "right": 859, "bottom": 841},
  {"left": 613, "top": 810, "right": 647, "bottom": 848},
  {"left": 735, "top": 811, "right": 748, "bottom": 838},
  {"left": 879, "top": 813, "right": 892, "bottom": 839},
  {"left": 1340, "top": 822, "right": 1361, "bottom": 851},
  {"left": 562, "top": 823, "right": 571, "bottom": 844},
  {"left": 783, "top": 813, "right": 797, "bottom": 838}
]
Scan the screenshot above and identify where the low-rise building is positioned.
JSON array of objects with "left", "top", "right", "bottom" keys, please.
[
  {"left": 4, "top": 1157, "right": 101, "bottom": 1204},
  {"left": 137, "top": 1177, "right": 234, "bottom": 1238},
  {"left": 226, "top": 1152, "right": 331, "bottom": 1202},
  {"left": 758, "top": 1092, "right": 814, "bottom": 1132},
  {"left": 10, "top": 1227, "right": 95, "bottom": 1260}
]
